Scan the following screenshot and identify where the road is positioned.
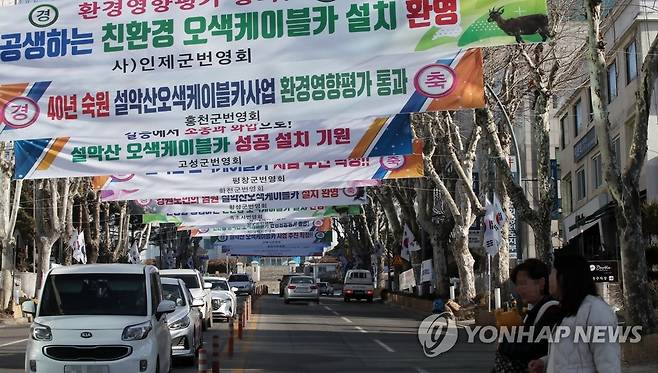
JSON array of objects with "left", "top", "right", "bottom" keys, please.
[{"left": 0, "top": 295, "right": 497, "bottom": 372}]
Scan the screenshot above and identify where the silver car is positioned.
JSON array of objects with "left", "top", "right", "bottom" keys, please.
[
  {"left": 162, "top": 278, "right": 204, "bottom": 365},
  {"left": 284, "top": 276, "right": 320, "bottom": 304}
]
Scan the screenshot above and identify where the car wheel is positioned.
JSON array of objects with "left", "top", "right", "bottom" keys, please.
[
  {"left": 367, "top": 297, "right": 373, "bottom": 303},
  {"left": 344, "top": 297, "right": 349, "bottom": 302},
  {"left": 315, "top": 299, "right": 320, "bottom": 304}
]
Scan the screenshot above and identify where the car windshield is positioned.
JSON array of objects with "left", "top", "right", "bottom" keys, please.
[
  {"left": 163, "top": 274, "right": 200, "bottom": 289},
  {"left": 162, "top": 283, "right": 187, "bottom": 307},
  {"left": 208, "top": 280, "right": 229, "bottom": 291},
  {"left": 39, "top": 274, "right": 147, "bottom": 316},
  {"left": 290, "top": 277, "right": 314, "bottom": 284},
  {"left": 229, "top": 274, "right": 249, "bottom": 282}
]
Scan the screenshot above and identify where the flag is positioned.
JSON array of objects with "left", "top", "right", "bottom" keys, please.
[
  {"left": 77, "top": 231, "right": 87, "bottom": 264},
  {"left": 70, "top": 229, "right": 85, "bottom": 264},
  {"left": 401, "top": 224, "right": 419, "bottom": 262},
  {"left": 483, "top": 197, "right": 499, "bottom": 256},
  {"left": 493, "top": 193, "right": 507, "bottom": 229}
]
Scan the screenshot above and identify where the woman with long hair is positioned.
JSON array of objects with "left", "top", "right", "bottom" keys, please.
[{"left": 528, "top": 252, "right": 621, "bottom": 373}]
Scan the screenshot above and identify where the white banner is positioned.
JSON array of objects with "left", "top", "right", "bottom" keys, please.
[
  {"left": 15, "top": 114, "right": 413, "bottom": 179},
  {"left": 222, "top": 246, "right": 324, "bottom": 258},
  {"left": 2, "top": 48, "right": 484, "bottom": 140},
  {"left": 188, "top": 217, "right": 331, "bottom": 237},
  {"left": 144, "top": 205, "right": 362, "bottom": 226},
  {"left": 400, "top": 268, "right": 416, "bottom": 291},
  {"left": 421, "top": 259, "right": 433, "bottom": 283},
  {"left": 136, "top": 187, "right": 366, "bottom": 216},
  {"left": 214, "top": 231, "right": 330, "bottom": 249},
  {"left": 96, "top": 154, "right": 423, "bottom": 200}
]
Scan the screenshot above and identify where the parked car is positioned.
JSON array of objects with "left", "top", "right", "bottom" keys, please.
[
  {"left": 160, "top": 269, "right": 213, "bottom": 330},
  {"left": 283, "top": 276, "right": 320, "bottom": 304},
  {"left": 204, "top": 276, "right": 238, "bottom": 321},
  {"left": 161, "top": 277, "right": 203, "bottom": 365},
  {"left": 228, "top": 273, "right": 253, "bottom": 295},
  {"left": 317, "top": 282, "right": 334, "bottom": 296},
  {"left": 343, "top": 269, "right": 374, "bottom": 302},
  {"left": 278, "top": 274, "right": 301, "bottom": 297},
  {"left": 22, "top": 264, "right": 175, "bottom": 373}
]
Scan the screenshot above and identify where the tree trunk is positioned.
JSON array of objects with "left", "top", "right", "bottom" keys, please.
[
  {"left": 82, "top": 190, "right": 101, "bottom": 264},
  {"left": 452, "top": 223, "right": 476, "bottom": 303}
]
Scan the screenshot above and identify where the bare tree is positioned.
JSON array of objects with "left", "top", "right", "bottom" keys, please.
[
  {"left": 415, "top": 112, "right": 484, "bottom": 303},
  {"left": 0, "top": 142, "right": 23, "bottom": 309},
  {"left": 585, "top": 0, "right": 658, "bottom": 332}
]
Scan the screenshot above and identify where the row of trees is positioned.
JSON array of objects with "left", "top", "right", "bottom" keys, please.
[{"left": 332, "top": 0, "right": 658, "bottom": 333}]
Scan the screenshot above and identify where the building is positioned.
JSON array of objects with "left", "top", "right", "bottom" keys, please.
[{"left": 555, "top": 1, "right": 658, "bottom": 265}]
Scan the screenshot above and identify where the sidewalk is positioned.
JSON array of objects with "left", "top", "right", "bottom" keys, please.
[
  {"left": 623, "top": 362, "right": 658, "bottom": 372},
  {"left": 0, "top": 316, "right": 29, "bottom": 328}
]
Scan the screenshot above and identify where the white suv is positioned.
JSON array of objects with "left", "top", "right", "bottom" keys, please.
[
  {"left": 160, "top": 269, "right": 213, "bottom": 329},
  {"left": 22, "top": 264, "right": 175, "bottom": 373}
]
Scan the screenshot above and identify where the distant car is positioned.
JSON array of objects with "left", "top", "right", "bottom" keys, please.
[
  {"left": 204, "top": 276, "right": 238, "bottom": 321},
  {"left": 161, "top": 277, "right": 204, "bottom": 365},
  {"left": 317, "top": 282, "right": 334, "bottom": 296},
  {"left": 228, "top": 273, "right": 253, "bottom": 295},
  {"left": 284, "top": 276, "right": 319, "bottom": 304},
  {"left": 160, "top": 269, "right": 213, "bottom": 330},
  {"left": 278, "top": 274, "right": 301, "bottom": 297},
  {"left": 21, "top": 264, "right": 175, "bottom": 373},
  {"left": 343, "top": 269, "right": 374, "bottom": 302}
]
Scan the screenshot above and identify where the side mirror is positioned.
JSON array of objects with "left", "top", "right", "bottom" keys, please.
[
  {"left": 156, "top": 300, "right": 176, "bottom": 316},
  {"left": 192, "top": 299, "right": 205, "bottom": 308},
  {"left": 203, "top": 282, "right": 212, "bottom": 289},
  {"left": 231, "top": 287, "right": 239, "bottom": 292},
  {"left": 22, "top": 300, "right": 36, "bottom": 315}
]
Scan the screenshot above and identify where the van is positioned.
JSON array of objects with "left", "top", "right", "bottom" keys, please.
[
  {"left": 22, "top": 264, "right": 175, "bottom": 373},
  {"left": 343, "top": 269, "right": 374, "bottom": 302}
]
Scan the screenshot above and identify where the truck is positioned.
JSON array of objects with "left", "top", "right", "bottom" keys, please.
[{"left": 343, "top": 269, "right": 374, "bottom": 303}]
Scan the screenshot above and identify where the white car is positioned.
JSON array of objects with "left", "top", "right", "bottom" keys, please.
[
  {"left": 204, "top": 276, "right": 238, "bottom": 321},
  {"left": 161, "top": 278, "right": 204, "bottom": 365},
  {"left": 283, "top": 276, "right": 320, "bottom": 304},
  {"left": 22, "top": 264, "right": 175, "bottom": 373},
  {"left": 228, "top": 273, "right": 254, "bottom": 295},
  {"left": 160, "top": 269, "right": 213, "bottom": 330}
]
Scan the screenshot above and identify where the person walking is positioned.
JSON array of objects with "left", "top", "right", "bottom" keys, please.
[
  {"left": 528, "top": 253, "right": 620, "bottom": 373},
  {"left": 494, "top": 259, "right": 561, "bottom": 372}
]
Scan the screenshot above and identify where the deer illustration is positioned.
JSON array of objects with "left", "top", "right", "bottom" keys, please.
[{"left": 487, "top": 7, "right": 550, "bottom": 43}]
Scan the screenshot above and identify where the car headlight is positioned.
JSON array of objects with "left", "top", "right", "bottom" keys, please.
[
  {"left": 122, "top": 321, "right": 152, "bottom": 341},
  {"left": 169, "top": 314, "right": 191, "bottom": 330},
  {"left": 31, "top": 322, "right": 52, "bottom": 341}
]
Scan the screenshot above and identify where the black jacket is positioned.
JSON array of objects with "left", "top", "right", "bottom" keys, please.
[{"left": 498, "top": 296, "right": 561, "bottom": 364}]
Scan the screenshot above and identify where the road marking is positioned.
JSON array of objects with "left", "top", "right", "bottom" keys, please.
[
  {"left": 341, "top": 316, "right": 353, "bottom": 323},
  {"left": 331, "top": 311, "right": 340, "bottom": 316},
  {"left": 355, "top": 326, "right": 368, "bottom": 334},
  {"left": 0, "top": 338, "right": 28, "bottom": 348},
  {"left": 323, "top": 305, "right": 333, "bottom": 312},
  {"left": 374, "top": 339, "right": 395, "bottom": 352},
  {"left": 415, "top": 368, "right": 430, "bottom": 373}
]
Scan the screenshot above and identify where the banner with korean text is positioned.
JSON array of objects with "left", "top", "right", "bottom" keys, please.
[
  {"left": 14, "top": 115, "right": 412, "bottom": 178},
  {"left": 219, "top": 247, "right": 325, "bottom": 258},
  {"left": 187, "top": 217, "right": 332, "bottom": 237},
  {"left": 95, "top": 154, "right": 423, "bottom": 201},
  {"left": 213, "top": 231, "right": 332, "bottom": 249},
  {"left": 133, "top": 187, "right": 367, "bottom": 215},
  {"left": 0, "top": 0, "right": 547, "bottom": 73},
  {"left": 2, "top": 48, "right": 484, "bottom": 140},
  {"left": 143, "top": 205, "right": 363, "bottom": 226}
]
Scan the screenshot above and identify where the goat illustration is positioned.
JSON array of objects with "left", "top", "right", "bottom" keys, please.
[{"left": 487, "top": 7, "right": 550, "bottom": 43}]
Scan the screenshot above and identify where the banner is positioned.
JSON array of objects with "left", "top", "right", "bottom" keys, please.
[
  {"left": 0, "top": 0, "right": 547, "bottom": 72},
  {"left": 220, "top": 246, "right": 325, "bottom": 258},
  {"left": 421, "top": 259, "right": 433, "bottom": 283},
  {"left": 14, "top": 114, "right": 413, "bottom": 178},
  {"left": 2, "top": 48, "right": 484, "bottom": 140},
  {"left": 95, "top": 154, "right": 423, "bottom": 200},
  {"left": 134, "top": 187, "right": 367, "bottom": 216},
  {"left": 213, "top": 231, "right": 331, "bottom": 249},
  {"left": 400, "top": 268, "right": 416, "bottom": 291},
  {"left": 144, "top": 205, "right": 362, "bottom": 226},
  {"left": 188, "top": 217, "right": 332, "bottom": 237}
]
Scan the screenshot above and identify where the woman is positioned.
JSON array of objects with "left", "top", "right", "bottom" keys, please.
[
  {"left": 494, "top": 259, "right": 561, "bottom": 372},
  {"left": 528, "top": 253, "right": 620, "bottom": 373}
]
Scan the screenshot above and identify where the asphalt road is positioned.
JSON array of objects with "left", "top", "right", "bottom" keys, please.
[{"left": 0, "top": 295, "right": 498, "bottom": 373}]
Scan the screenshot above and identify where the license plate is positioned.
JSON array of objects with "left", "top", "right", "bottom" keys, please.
[
  {"left": 297, "top": 288, "right": 310, "bottom": 293},
  {"left": 354, "top": 290, "right": 364, "bottom": 294},
  {"left": 64, "top": 366, "right": 110, "bottom": 373}
]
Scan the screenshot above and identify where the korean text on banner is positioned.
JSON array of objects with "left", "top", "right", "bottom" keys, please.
[
  {"left": 213, "top": 231, "right": 332, "bottom": 249},
  {"left": 95, "top": 154, "right": 423, "bottom": 201},
  {"left": 187, "top": 217, "right": 332, "bottom": 237},
  {"left": 14, "top": 115, "right": 412, "bottom": 179},
  {"left": 217, "top": 247, "right": 325, "bottom": 258},
  {"left": 133, "top": 187, "right": 367, "bottom": 216},
  {"left": 143, "top": 205, "right": 363, "bottom": 226},
  {"left": 2, "top": 48, "right": 484, "bottom": 140},
  {"left": 0, "top": 0, "right": 548, "bottom": 69}
]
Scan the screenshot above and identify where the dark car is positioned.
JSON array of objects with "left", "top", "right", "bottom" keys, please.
[
  {"left": 278, "top": 274, "right": 301, "bottom": 297},
  {"left": 317, "top": 282, "right": 334, "bottom": 296}
]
